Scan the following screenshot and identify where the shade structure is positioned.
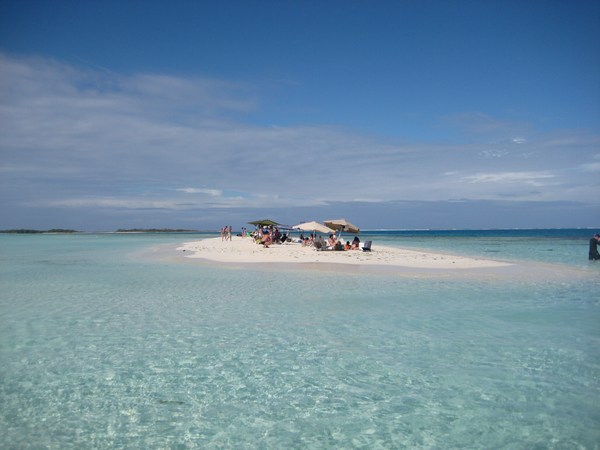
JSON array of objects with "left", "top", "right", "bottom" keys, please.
[
  {"left": 247, "top": 219, "right": 280, "bottom": 227},
  {"left": 293, "top": 221, "right": 332, "bottom": 234},
  {"left": 324, "top": 218, "right": 360, "bottom": 234}
]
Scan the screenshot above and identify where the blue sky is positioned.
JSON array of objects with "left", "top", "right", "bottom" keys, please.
[{"left": 1, "top": 0, "right": 599, "bottom": 231}]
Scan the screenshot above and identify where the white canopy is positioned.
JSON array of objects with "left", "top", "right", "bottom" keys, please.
[
  {"left": 293, "top": 221, "right": 332, "bottom": 234},
  {"left": 324, "top": 218, "right": 360, "bottom": 234}
]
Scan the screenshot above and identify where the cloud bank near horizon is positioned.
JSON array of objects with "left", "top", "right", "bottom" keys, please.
[{"left": 1, "top": 53, "right": 599, "bottom": 229}]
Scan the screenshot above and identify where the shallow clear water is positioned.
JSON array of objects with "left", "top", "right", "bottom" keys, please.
[
  {"left": 362, "top": 229, "right": 595, "bottom": 268},
  {"left": 1, "top": 232, "right": 599, "bottom": 448}
]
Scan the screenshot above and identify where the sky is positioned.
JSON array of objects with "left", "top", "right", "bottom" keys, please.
[{"left": 1, "top": 0, "right": 599, "bottom": 231}]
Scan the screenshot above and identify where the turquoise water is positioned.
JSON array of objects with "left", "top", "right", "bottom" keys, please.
[
  {"left": 360, "top": 229, "right": 596, "bottom": 268},
  {"left": 1, "top": 232, "right": 599, "bottom": 448}
]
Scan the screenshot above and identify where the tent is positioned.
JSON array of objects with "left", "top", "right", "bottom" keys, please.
[{"left": 247, "top": 219, "right": 280, "bottom": 227}]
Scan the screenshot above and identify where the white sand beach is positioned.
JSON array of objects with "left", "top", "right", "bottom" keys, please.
[{"left": 177, "top": 236, "right": 512, "bottom": 270}]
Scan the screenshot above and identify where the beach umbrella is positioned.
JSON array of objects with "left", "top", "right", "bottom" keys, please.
[
  {"left": 324, "top": 218, "right": 360, "bottom": 240},
  {"left": 293, "top": 221, "right": 332, "bottom": 234},
  {"left": 247, "top": 219, "right": 280, "bottom": 227}
]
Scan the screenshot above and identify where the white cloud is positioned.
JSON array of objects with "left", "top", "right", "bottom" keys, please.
[
  {"left": 463, "top": 171, "right": 556, "bottom": 187},
  {"left": 479, "top": 149, "right": 508, "bottom": 158},
  {"left": 176, "top": 187, "right": 223, "bottom": 196},
  {"left": 1, "top": 52, "right": 599, "bottom": 225},
  {"left": 41, "top": 197, "right": 186, "bottom": 210},
  {"left": 442, "top": 111, "right": 531, "bottom": 137},
  {"left": 39, "top": 191, "right": 325, "bottom": 210},
  {"left": 579, "top": 154, "right": 600, "bottom": 172}
]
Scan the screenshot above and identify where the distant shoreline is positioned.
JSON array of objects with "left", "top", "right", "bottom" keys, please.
[
  {"left": 0, "top": 229, "right": 202, "bottom": 234},
  {"left": 2, "top": 227, "right": 595, "bottom": 233},
  {"left": 0, "top": 229, "right": 79, "bottom": 234},
  {"left": 114, "top": 229, "right": 200, "bottom": 233}
]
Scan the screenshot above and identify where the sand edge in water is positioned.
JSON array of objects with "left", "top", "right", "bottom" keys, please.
[{"left": 135, "top": 236, "right": 587, "bottom": 281}]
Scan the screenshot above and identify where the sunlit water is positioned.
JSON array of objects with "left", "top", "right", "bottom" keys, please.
[{"left": 1, "top": 231, "right": 599, "bottom": 448}]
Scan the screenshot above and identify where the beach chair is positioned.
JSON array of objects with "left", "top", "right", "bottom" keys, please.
[{"left": 361, "top": 240, "right": 372, "bottom": 252}]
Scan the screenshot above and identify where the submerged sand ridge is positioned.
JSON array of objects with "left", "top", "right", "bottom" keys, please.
[{"left": 177, "top": 236, "right": 512, "bottom": 269}]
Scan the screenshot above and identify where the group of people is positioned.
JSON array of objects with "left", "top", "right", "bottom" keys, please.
[
  {"left": 220, "top": 226, "right": 232, "bottom": 241},
  {"left": 300, "top": 233, "right": 361, "bottom": 251},
  {"left": 589, "top": 234, "right": 600, "bottom": 260},
  {"left": 246, "top": 226, "right": 361, "bottom": 251},
  {"left": 251, "top": 226, "right": 290, "bottom": 248}
]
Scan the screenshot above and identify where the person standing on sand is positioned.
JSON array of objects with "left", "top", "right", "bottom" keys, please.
[
  {"left": 228, "top": 225, "right": 232, "bottom": 241},
  {"left": 589, "top": 234, "right": 600, "bottom": 260}
]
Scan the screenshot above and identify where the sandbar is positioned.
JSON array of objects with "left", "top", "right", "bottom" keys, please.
[
  {"left": 143, "top": 236, "right": 589, "bottom": 281},
  {"left": 177, "top": 236, "right": 512, "bottom": 270}
]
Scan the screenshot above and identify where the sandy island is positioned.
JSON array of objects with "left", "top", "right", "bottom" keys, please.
[
  {"left": 163, "top": 236, "right": 592, "bottom": 281},
  {"left": 177, "top": 236, "right": 512, "bottom": 270}
]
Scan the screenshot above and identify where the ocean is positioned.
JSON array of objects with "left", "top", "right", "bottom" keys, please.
[{"left": 1, "top": 230, "right": 599, "bottom": 449}]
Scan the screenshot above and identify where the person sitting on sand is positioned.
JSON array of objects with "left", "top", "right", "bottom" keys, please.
[
  {"left": 327, "top": 233, "right": 337, "bottom": 249},
  {"left": 345, "top": 241, "right": 351, "bottom": 250},
  {"left": 351, "top": 236, "right": 360, "bottom": 250},
  {"left": 261, "top": 231, "right": 272, "bottom": 248},
  {"left": 589, "top": 234, "right": 600, "bottom": 260},
  {"left": 314, "top": 235, "right": 326, "bottom": 250}
]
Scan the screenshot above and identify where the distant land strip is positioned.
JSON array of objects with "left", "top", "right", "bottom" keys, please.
[
  {"left": 115, "top": 229, "right": 199, "bottom": 233},
  {"left": 0, "top": 228, "right": 202, "bottom": 234},
  {"left": 0, "top": 229, "right": 79, "bottom": 234}
]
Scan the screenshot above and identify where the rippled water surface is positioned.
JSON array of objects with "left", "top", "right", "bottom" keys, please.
[{"left": 1, "top": 232, "right": 599, "bottom": 448}]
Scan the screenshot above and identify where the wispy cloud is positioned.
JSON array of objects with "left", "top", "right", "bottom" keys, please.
[
  {"left": 442, "top": 111, "right": 531, "bottom": 137},
  {"left": 579, "top": 154, "right": 600, "bottom": 172},
  {"left": 39, "top": 191, "right": 324, "bottom": 210},
  {"left": 176, "top": 187, "right": 223, "bottom": 196},
  {"left": 463, "top": 171, "right": 556, "bottom": 187},
  {"left": 1, "top": 52, "right": 599, "bottom": 225}
]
